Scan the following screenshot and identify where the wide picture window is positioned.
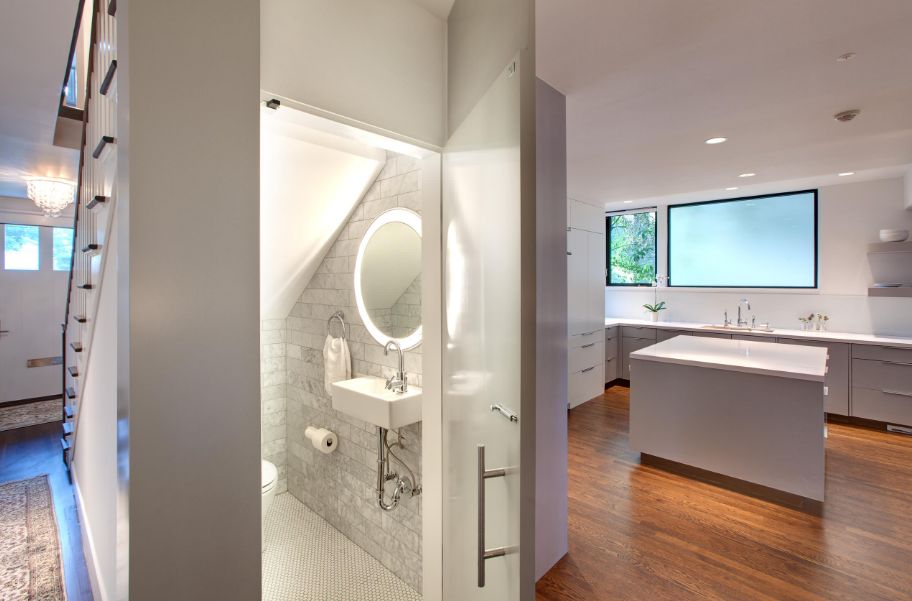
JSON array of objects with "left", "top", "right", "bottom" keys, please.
[{"left": 668, "top": 190, "right": 817, "bottom": 288}]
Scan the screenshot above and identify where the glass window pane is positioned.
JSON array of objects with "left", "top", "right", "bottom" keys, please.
[
  {"left": 53, "top": 227, "right": 74, "bottom": 271},
  {"left": 608, "top": 211, "right": 656, "bottom": 285},
  {"left": 668, "top": 191, "right": 816, "bottom": 287},
  {"left": 4, "top": 224, "right": 40, "bottom": 270}
]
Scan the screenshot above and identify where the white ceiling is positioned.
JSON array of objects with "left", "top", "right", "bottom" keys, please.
[
  {"left": 0, "top": 0, "right": 80, "bottom": 199},
  {"left": 537, "top": 0, "right": 912, "bottom": 207}
]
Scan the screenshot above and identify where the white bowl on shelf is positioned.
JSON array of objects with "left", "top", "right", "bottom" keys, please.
[{"left": 879, "top": 229, "right": 909, "bottom": 242}]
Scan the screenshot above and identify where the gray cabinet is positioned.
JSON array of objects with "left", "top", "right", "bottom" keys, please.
[
  {"left": 656, "top": 329, "right": 691, "bottom": 342},
  {"left": 778, "top": 338, "right": 850, "bottom": 416},
  {"left": 851, "top": 344, "right": 912, "bottom": 424},
  {"left": 693, "top": 331, "right": 732, "bottom": 339},
  {"left": 622, "top": 335, "right": 657, "bottom": 380},
  {"left": 605, "top": 326, "right": 619, "bottom": 382}
]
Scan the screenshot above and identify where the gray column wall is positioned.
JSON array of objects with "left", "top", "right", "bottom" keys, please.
[{"left": 117, "top": 0, "right": 261, "bottom": 599}]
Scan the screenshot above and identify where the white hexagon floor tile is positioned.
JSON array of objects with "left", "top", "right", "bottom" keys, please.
[{"left": 263, "top": 493, "right": 421, "bottom": 601}]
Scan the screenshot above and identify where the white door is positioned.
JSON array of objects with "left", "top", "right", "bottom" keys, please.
[
  {"left": 587, "top": 232, "right": 606, "bottom": 329},
  {"left": 442, "top": 56, "right": 529, "bottom": 600},
  {"left": 566, "top": 229, "right": 587, "bottom": 335}
]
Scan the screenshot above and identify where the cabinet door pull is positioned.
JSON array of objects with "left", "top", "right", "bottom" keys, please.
[
  {"left": 581, "top": 330, "right": 598, "bottom": 336},
  {"left": 581, "top": 366, "right": 595, "bottom": 373},
  {"left": 882, "top": 360, "right": 912, "bottom": 367},
  {"left": 882, "top": 389, "right": 912, "bottom": 398},
  {"left": 581, "top": 343, "right": 596, "bottom": 349}
]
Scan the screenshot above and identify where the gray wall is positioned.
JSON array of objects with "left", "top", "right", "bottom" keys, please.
[
  {"left": 117, "top": 0, "right": 261, "bottom": 598},
  {"left": 534, "top": 78, "right": 568, "bottom": 579},
  {"left": 284, "top": 152, "right": 424, "bottom": 592}
]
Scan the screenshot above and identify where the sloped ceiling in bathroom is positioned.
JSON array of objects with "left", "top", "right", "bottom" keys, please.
[{"left": 261, "top": 109, "right": 385, "bottom": 319}]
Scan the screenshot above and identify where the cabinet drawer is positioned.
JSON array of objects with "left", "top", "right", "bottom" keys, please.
[
  {"left": 778, "top": 339, "right": 849, "bottom": 416},
  {"left": 622, "top": 337, "right": 658, "bottom": 379},
  {"left": 732, "top": 334, "right": 777, "bottom": 342},
  {"left": 570, "top": 329, "right": 602, "bottom": 348},
  {"left": 605, "top": 326, "right": 618, "bottom": 343},
  {"left": 569, "top": 364, "right": 605, "bottom": 408},
  {"left": 622, "top": 326, "right": 657, "bottom": 340},
  {"left": 852, "top": 359, "right": 912, "bottom": 395},
  {"left": 605, "top": 357, "right": 618, "bottom": 383},
  {"left": 853, "top": 344, "right": 912, "bottom": 364},
  {"left": 693, "top": 331, "right": 732, "bottom": 339},
  {"left": 605, "top": 337, "right": 618, "bottom": 361},
  {"left": 852, "top": 387, "right": 912, "bottom": 426},
  {"left": 570, "top": 341, "right": 603, "bottom": 373},
  {"left": 656, "top": 329, "right": 691, "bottom": 342}
]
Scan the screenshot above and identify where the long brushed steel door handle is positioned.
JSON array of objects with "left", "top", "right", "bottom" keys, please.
[
  {"left": 581, "top": 343, "right": 596, "bottom": 348},
  {"left": 477, "top": 444, "right": 507, "bottom": 588}
]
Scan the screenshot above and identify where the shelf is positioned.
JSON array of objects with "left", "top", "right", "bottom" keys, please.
[
  {"left": 868, "top": 286, "right": 912, "bottom": 298},
  {"left": 868, "top": 241, "right": 912, "bottom": 254}
]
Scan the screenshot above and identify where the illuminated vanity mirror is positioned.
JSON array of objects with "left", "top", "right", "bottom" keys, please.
[{"left": 354, "top": 208, "right": 422, "bottom": 350}]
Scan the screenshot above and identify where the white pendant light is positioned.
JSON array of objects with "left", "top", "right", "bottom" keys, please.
[{"left": 25, "top": 177, "right": 76, "bottom": 217}]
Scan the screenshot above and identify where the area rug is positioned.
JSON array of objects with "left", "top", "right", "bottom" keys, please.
[
  {"left": 0, "top": 400, "right": 62, "bottom": 433},
  {"left": 0, "top": 476, "right": 66, "bottom": 601}
]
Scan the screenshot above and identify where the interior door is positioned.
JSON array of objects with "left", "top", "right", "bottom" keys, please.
[{"left": 442, "top": 56, "right": 529, "bottom": 600}]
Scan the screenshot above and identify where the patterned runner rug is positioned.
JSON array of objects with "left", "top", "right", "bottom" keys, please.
[
  {"left": 0, "top": 476, "right": 66, "bottom": 601},
  {"left": 0, "top": 400, "right": 62, "bottom": 433}
]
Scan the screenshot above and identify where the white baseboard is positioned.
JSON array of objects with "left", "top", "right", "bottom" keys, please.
[{"left": 72, "top": 470, "right": 108, "bottom": 601}]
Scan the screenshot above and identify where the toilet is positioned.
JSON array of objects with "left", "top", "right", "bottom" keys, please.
[{"left": 261, "top": 460, "right": 278, "bottom": 545}]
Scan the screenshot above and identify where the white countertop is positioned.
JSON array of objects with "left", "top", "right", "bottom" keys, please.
[
  {"left": 605, "top": 317, "right": 912, "bottom": 349},
  {"left": 630, "top": 335, "right": 829, "bottom": 382}
]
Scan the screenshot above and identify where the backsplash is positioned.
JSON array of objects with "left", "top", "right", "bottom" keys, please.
[{"left": 284, "top": 151, "right": 423, "bottom": 591}]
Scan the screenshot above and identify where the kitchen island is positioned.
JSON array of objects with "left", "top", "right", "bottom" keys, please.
[{"left": 629, "top": 336, "right": 829, "bottom": 505}]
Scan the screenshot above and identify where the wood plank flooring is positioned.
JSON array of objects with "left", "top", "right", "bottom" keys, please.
[
  {"left": 536, "top": 386, "right": 912, "bottom": 601},
  {"left": 0, "top": 421, "right": 94, "bottom": 601}
]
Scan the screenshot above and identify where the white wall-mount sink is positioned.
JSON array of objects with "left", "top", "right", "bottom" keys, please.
[{"left": 331, "top": 376, "right": 422, "bottom": 429}]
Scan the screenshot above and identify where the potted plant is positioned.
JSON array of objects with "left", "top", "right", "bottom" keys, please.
[{"left": 643, "top": 301, "right": 666, "bottom": 322}]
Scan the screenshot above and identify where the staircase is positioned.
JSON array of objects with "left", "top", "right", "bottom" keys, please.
[{"left": 61, "top": 0, "right": 118, "bottom": 471}]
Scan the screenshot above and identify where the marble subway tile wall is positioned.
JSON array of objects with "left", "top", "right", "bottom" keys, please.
[
  {"left": 262, "top": 319, "right": 287, "bottom": 493},
  {"left": 286, "top": 152, "right": 423, "bottom": 591}
]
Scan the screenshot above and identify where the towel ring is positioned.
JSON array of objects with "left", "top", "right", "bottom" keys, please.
[{"left": 327, "top": 311, "right": 348, "bottom": 339}]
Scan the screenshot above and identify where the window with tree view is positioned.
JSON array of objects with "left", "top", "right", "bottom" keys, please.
[{"left": 607, "top": 210, "right": 657, "bottom": 285}]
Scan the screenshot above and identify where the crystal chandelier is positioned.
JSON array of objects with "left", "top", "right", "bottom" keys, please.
[{"left": 25, "top": 177, "right": 76, "bottom": 217}]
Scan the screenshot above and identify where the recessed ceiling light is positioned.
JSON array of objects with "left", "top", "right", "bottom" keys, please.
[
  {"left": 725, "top": 187, "right": 739, "bottom": 191},
  {"left": 838, "top": 171, "right": 855, "bottom": 177},
  {"left": 623, "top": 200, "right": 633, "bottom": 204},
  {"left": 738, "top": 173, "right": 756, "bottom": 178},
  {"left": 836, "top": 52, "right": 856, "bottom": 63},
  {"left": 705, "top": 137, "right": 727, "bottom": 145}
]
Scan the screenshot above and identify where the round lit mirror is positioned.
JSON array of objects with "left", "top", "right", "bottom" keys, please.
[{"left": 354, "top": 208, "right": 422, "bottom": 350}]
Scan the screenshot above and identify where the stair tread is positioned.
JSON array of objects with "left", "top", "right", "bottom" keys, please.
[
  {"left": 70, "top": 342, "right": 83, "bottom": 352},
  {"left": 81, "top": 244, "right": 100, "bottom": 254},
  {"left": 61, "top": 438, "right": 71, "bottom": 452},
  {"left": 92, "top": 135, "right": 115, "bottom": 159},
  {"left": 99, "top": 61, "right": 117, "bottom": 96},
  {"left": 77, "top": 283, "right": 93, "bottom": 290},
  {"left": 73, "top": 315, "right": 87, "bottom": 323},
  {"left": 64, "top": 405, "right": 75, "bottom": 419},
  {"left": 87, "top": 195, "right": 108, "bottom": 210},
  {"left": 67, "top": 366, "right": 79, "bottom": 377},
  {"left": 65, "top": 387, "right": 77, "bottom": 399},
  {"left": 62, "top": 422, "right": 74, "bottom": 436}
]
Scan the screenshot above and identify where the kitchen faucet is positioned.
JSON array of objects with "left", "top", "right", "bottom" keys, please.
[
  {"left": 384, "top": 340, "right": 408, "bottom": 394},
  {"left": 737, "top": 298, "right": 751, "bottom": 328}
]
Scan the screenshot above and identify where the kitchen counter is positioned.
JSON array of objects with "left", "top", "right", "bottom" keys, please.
[
  {"left": 630, "top": 336, "right": 828, "bottom": 382},
  {"left": 605, "top": 317, "right": 912, "bottom": 349}
]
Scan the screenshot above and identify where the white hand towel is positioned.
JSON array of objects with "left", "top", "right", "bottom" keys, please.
[{"left": 323, "top": 335, "right": 352, "bottom": 396}]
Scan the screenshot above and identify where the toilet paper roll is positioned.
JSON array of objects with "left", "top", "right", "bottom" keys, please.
[{"left": 304, "top": 426, "right": 338, "bottom": 454}]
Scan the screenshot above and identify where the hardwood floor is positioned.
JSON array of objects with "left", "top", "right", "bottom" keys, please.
[
  {"left": 536, "top": 386, "right": 912, "bottom": 601},
  {"left": 0, "top": 421, "right": 93, "bottom": 601}
]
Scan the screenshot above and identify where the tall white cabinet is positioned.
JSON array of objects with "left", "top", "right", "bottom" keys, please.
[{"left": 567, "top": 198, "right": 606, "bottom": 408}]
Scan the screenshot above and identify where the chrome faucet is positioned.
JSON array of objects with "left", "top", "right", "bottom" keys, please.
[
  {"left": 384, "top": 341, "right": 408, "bottom": 394},
  {"left": 737, "top": 298, "right": 751, "bottom": 328}
]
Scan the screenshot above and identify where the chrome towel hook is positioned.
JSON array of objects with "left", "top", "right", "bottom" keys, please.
[{"left": 327, "top": 311, "right": 348, "bottom": 339}]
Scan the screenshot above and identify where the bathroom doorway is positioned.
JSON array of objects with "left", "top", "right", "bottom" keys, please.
[{"left": 258, "top": 100, "right": 442, "bottom": 600}]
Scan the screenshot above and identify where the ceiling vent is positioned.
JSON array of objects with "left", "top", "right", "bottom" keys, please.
[{"left": 834, "top": 109, "right": 861, "bottom": 122}]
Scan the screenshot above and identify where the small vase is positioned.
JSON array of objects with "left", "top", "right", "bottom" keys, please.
[{"left": 650, "top": 312, "right": 659, "bottom": 322}]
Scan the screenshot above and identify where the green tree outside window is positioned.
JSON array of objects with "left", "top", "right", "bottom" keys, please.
[{"left": 608, "top": 211, "right": 656, "bottom": 285}]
